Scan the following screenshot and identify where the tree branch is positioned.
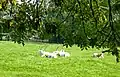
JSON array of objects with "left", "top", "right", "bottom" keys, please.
[
  {"left": 58, "top": 1, "right": 75, "bottom": 26},
  {"left": 89, "top": 0, "right": 98, "bottom": 29}
]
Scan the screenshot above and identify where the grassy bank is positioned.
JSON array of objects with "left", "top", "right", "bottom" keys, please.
[{"left": 0, "top": 41, "right": 120, "bottom": 77}]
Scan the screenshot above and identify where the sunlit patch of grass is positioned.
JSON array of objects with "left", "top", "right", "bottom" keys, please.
[{"left": 0, "top": 41, "right": 120, "bottom": 77}]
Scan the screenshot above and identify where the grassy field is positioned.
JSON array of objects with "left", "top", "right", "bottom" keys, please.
[{"left": 0, "top": 41, "right": 120, "bottom": 77}]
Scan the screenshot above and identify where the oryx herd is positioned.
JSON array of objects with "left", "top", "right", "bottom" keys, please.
[
  {"left": 38, "top": 46, "right": 105, "bottom": 59},
  {"left": 38, "top": 46, "right": 70, "bottom": 58}
]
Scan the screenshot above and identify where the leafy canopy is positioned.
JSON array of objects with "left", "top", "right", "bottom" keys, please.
[{"left": 0, "top": 0, "right": 120, "bottom": 62}]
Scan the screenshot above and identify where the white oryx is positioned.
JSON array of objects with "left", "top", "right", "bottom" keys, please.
[
  {"left": 92, "top": 52, "right": 104, "bottom": 58},
  {"left": 39, "top": 49, "right": 58, "bottom": 58},
  {"left": 39, "top": 46, "right": 70, "bottom": 58},
  {"left": 53, "top": 49, "right": 70, "bottom": 57}
]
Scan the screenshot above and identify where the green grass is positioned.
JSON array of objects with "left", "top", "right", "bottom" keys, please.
[{"left": 0, "top": 41, "right": 120, "bottom": 77}]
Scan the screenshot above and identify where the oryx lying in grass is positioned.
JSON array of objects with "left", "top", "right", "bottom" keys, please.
[
  {"left": 92, "top": 52, "right": 104, "bottom": 58},
  {"left": 39, "top": 49, "right": 58, "bottom": 58},
  {"left": 39, "top": 45, "right": 57, "bottom": 58},
  {"left": 53, "top": 49, "right": 70, "bottom": 57},
  {"left": 39, "top": 46, "right": 70, "bottom": 58}
]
